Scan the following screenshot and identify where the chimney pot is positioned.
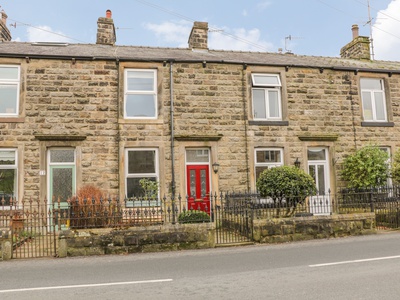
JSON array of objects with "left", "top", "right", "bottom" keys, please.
[
  {"left": 106, "top": 10, "right": 112, "bottom": 18},
  {"left": 352, "top": 24, "right": 359, "bottom": 39}
]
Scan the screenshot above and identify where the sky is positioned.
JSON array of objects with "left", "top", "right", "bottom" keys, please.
[{"left": 2, "top": 0, "right": 400, "bottom": 61}]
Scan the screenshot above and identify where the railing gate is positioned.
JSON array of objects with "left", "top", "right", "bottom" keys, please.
[
  {"left": 214, "top": 195, "right": 253, "bottom": 245},
  {"left": 9, "top": 198, "right": 58, "bottom": 259}
]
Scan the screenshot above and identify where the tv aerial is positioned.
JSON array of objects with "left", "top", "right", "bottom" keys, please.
[{"left": 284, "top": 35, "right": 303, "bottom": 53}]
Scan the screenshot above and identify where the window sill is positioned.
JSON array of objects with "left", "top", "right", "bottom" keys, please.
[
  {"left": 125, "top": 201, "right": 161, "bottom": 208},
  {"left": 361, "top": 121, "right": 394, "bottom": 127},
  {"left": 249, "top": 120, "right": 289, "bottom": 126},
  {"left": 0, "top": 117, "right": 25, "bottom": 123},
  {"left": 119, "top": 118, "right": 163, "bottom": 125}
]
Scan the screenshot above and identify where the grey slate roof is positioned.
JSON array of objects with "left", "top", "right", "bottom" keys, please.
[{"left": 0, "top": 41, "right": 399, "bottom": 72}]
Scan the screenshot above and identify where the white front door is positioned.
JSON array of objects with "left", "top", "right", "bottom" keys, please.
[
  {"left": 308, "top": 148, "right": 331, "bottom": 215},
  {"left": 48, "top": 148, "right": 76, "bottom": 230}
]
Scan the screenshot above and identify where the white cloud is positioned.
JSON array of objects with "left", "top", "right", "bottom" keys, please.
[
  {"left": 209, "top": 27, "right": 274, "bottom": 52},
  {"left": 144, "top": 20, "right": 274, "bottom": 52},
  {"left": 257, "top": 1, "right": 272, "bottom": 10},
  {"left": 372, "top": 0, "right": 400, "bottom": 61},
  {"left": 27, "top": 25, "right": 71, "bottom": 43},
  {"left": 143, "top": 21, "right": 191, "bottom": 48}
]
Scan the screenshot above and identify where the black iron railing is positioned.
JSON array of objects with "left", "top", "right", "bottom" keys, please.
[{"left": 2, "top": 187, "right": 400, "bottom": 231}]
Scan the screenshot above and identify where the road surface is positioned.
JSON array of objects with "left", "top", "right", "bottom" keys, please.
[{"left": 1, "top": 232, "right": 400, "bottom": 299}]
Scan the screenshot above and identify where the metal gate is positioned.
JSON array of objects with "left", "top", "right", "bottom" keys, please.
[
  {"left": 214, "top": 194, "right": 253, "bottom": 245},
  {"left": 374, "top": 198, "right": 400, "bottom": 230},
  {"left": 1, "top": 198, "right": 58, "bottom": 259}
]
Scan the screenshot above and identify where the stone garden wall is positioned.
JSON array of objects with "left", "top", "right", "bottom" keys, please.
[
  {"left": 0, "top": 230, "right": 12, "bottom": 261},
  {"left": 58, "top": 223, "right": 215, "bottom": 257},
  {"left": 57, "top": 213, "right": 375, "bottom": 258},
  {"left": 253, "top": 213, "right": 376, "bottom": 244}
]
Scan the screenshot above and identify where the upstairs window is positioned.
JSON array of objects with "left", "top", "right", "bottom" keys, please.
[
  {"left": 254, "top": 148, "right": 283, "bottom": 182},
  {"left": 360, "top": 78, "right": 387, "bottom": 122},
  {"left": 251, "top": 74, "right": 282, "bottom": 120},
  {"left": 124, "top": 69, "right": 157, "bottom": 119},
  {"left": 0, "top": 65, "right": 20, "bottom": 117},
  {"left": 0, "top": 149, "right": 17, "bottom": 206}
]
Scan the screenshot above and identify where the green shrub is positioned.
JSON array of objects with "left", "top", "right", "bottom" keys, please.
[
  {"left": 391, "top": 150, "right": 400, "bottom": 184},
  {"left": 139, "top": 178, "right": 159, "bottom": 199},
  {"left": 256, "top": 166, "right": 317, "bottom": 216},
  {"left": 178, "top": 210, "right": 210, "bottom": 224},
  {"left": 341, "top": 145, "right": 389, "bottom": 188}
]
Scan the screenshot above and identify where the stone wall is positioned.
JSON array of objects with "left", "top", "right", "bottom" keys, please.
[
  {"left": 253, "top": 213, "right": 376, "bottom": 244},
  {"left": 0, "top": 230, "right": 12, "bottom": 261},
  {"left": 57, "top": 214, "right": 375, "bottom": 258},
  {"left": 58, "top": 223, "right": 215, "bottom": 257},
  {"left": 2, "top": 55, "right": 400, "bottom": 200}
]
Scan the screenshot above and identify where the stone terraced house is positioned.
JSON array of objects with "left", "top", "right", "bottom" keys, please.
[{"left": 1, "top": 10, "right": 400, "bottom": 215}]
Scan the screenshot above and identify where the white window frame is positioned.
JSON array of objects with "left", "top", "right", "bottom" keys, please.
[
  {"left": 125, "top": 148, "right": 159, "bottom": 200},
  {"left": 124, "top": 69, "right": 157, "bottom": 119},
  {"left": 0, "top": 149, "right": 18, "bottom": 206},
  {"left": 0, "top": 65, "right": 20, "bottom": 117},
  {"left": 185, "top": 148, "right": 210, "bottom": 165},
  {"left": 360, "top": 78, "right": 387, "bottom": 122},
  {"left": 254, "top": 148, "right": 284, "bottom": 184},
  {"left": 251, "top": 73, "right": 282, "bottom": 121}
]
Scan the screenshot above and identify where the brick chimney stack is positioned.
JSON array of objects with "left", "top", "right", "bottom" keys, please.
[
  {"left": 0, "top": 10, "right": 11, "bottom": 42},
  {"left": 188, "top": 22, "right": 208, "bottom": 50},
  {"left": 340, "top": 24, "right": 370, "bottom": 60},
  {"left": 96, "top": 9, "right": 116, "bottom": 45}
]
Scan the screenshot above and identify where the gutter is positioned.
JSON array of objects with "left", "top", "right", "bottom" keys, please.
[{"left": 2, "top": 52, "right": 399, "bottom": 76}]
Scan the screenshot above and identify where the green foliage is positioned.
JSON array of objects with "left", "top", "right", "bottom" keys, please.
[
  {"left": 256, "top": 166, "right": 317, "bottom": 198},
  {"left": 139, "top": 178, "right": 159, "bottom": 199},
  {"left": 341, "top": 145, "right": 389, "bottom": 188},
  {"left": 256, "top": 166, "right": 317, "bottom": 217},
  {"left": 178, "top": 210, "right": 210, "bottom": 224},
  {"left": 391, "top": 150, "right": 400, "bottom": 184},
  {"left": 0, "top": 169, "right": 15, "bottom": 194}
]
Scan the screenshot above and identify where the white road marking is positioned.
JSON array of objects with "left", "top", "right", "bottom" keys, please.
[
  {"left": 0, "top": 279, "right": 173, "bottom": 293},
  {"left": 309, "top": 255, "right": 400, "bottom": 267}
]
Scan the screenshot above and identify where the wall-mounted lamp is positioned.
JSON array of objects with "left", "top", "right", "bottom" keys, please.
[
  {"left": 212, "top": 162, "right": 220, "bottom": 174},
  {"left": 294, "top": 158, "right": 301, "bottom": 168}
]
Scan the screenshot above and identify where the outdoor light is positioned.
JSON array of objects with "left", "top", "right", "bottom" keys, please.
[
  {"left": 294, "top": 158, "right": 301, "bottom": 168},
  {"left": 212, "top": 162, "right": 220, "bottom": 174}
]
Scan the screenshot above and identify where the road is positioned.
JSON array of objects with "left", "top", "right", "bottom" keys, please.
[{"left": 1, "top": 232, "right": 400, "bottom": 299}]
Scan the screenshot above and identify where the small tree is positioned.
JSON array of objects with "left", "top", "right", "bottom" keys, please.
[
  {"left": 139, "top": 178, "right": 159, "bottom": 199},
  {"left": 341, "top": 145, "right": 389, "bottom": 189},
  {"left": 256, "top": 166, "right": 317, "bottom": 216}
]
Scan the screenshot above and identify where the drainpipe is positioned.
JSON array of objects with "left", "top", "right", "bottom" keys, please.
[
  {"left": 116, "top": 59, "right": 121, "bottom": 200},
  {"left": 169, "top": 60, "right": 176, "bottom": 222},
  {"left": 242, "top": 67, "right": 250, "bottom": 192},
  {"left": 346, "top": 73, "right": 358, "bottom": 150}
]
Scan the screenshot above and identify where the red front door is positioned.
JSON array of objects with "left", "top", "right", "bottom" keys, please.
[{"left": 186, "top": 165, "right": 210, "bottom": 214}]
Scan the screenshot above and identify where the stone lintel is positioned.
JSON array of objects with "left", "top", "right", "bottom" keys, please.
[
  {"left": 175, "top": 135, "right": 223, "bottom": 141},
  {"left": 35, "top": 134, "right": 87, "bottom": 141},
  {"left": 298, "top": 135, "right": 339, "bottom": 142}
]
